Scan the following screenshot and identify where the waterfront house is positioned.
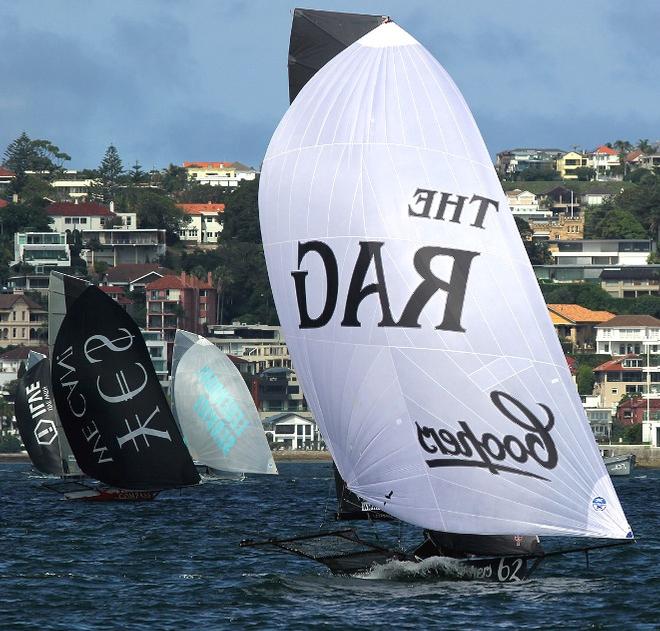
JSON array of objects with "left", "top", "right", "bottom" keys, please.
[
  {"left": 528, "top": 214, "right": 584, "bottom": 241},
  {"left": 547, "top": 304, "right": 615, "bottom": 352},
  {"left": 264, "top": 412, "right": 323, "bottom": 450},
  {"left": 146, "top": 272, "right": 217, "bottom": 360},
  {"left": 46, "top": 201, "right": 136, "bottom": 233},
  {"left": 253, "top": 367, "right": 308, "bottom": 419},
  {"left": 183, "top": 161, "right": 257, "bottom": 187},
  {"left": 0, "top": 294, "right": 47, "bottom": 349},
  {"left": 176, "top": 202, "right": 225, "bottom": 244},
  {"left": 10, "top": 232, "right": 71, "bottom": 272},
  {"left": 555, "top": 152, "right": 591, "bottom": 180},
  {"left": 595, "top": 314, "right": 660, "bottom": 356},
  {"left": 100, "top": 263, "right": 173, "bottom": 293},
  {"left": 593, "top": 355, "right": 651, "bottom": 410},
  {"left": 600, "top": 266, "right": 660, "bottom": 298},
  {"left": 591, "top": 145, "right": 621, "bottom": 181}
]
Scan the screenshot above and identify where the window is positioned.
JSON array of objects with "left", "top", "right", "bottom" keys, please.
[
  {"left": 65, "top": 217, "right": 72, "bottom": 224},
  {"left": 80, "top": 217, "right": 87, "bottom": 224}
]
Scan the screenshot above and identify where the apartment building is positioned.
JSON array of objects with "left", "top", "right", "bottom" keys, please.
[
  {"left": 11, "top": 232, "right": 71, "bottom": 272},
  {"left": 176, "top": 202, "right": 225, "bottom": 244},
  {"left": 0, "top": 293, "right": 47, "bottom": 349}
]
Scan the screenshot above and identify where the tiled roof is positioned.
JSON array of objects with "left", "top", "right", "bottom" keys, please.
[
  {"left": 177, "top": 203, "right": 225, "bottom": 215},
  {"left": 596, "top": 314, "right": 660, "bottom": 328},
  {"left": 547, "top": 304, "right": 615, "bottom": 324},
  {"left": 0, "top": 199, "right": 8, "bottom": 208},
  {"left": 146, "top": 273, "right": 213, "bottom": 291},
  {"left": 47, "top": 202, "right": 114, "bottom": 217},
  {"left": 0, "top": 293, "right": 45, "bottom": 311},
  {"left": 0, "top": 167, "right": 16, "bottom": 177},
  {"left": 104, "top": 264, "right": 173, "bottom": 283},
  {"left": 626, "top": 150, "right": 643, "bottom": 161},
  {"left": 0, "top": 345, "right": 48, "bottom": 360},
  {"left": 99, "top": 286, "right": 125, "bottom": 295},
  {"left": 595, "top": 145, "right": 618, "bottom": 155},
  {"left": 183, "top": 162, "right": 232, "bottom": 169},
  {"left": 593, "top": 355, "right": 640, "bottom": 372}
]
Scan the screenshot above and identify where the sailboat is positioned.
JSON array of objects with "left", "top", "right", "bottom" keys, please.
[
  {"left": 241, "top": 10, "right": 634, "bottom": 581},
  {"left": 49, "top": 272, "right": 200, "bottom": 500},
  {"left": 15, "top": 350, "right": 82, "bottom": 480},
  {"left": 170, "top": 329, "right": 277, "bottom": 480}
]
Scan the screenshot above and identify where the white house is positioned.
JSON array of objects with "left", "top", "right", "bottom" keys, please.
[
  {"left": 591, "top": 145, "right": 621, "bottom": 181},
  {"left": 176, "top": 202, "right": 225, "bottom": 244},
  {"left": 50, "top": 175, "right": 94, "bottom": 201},
  {"left": 11, "top": 232, "right": 71, "bottom": 272},
  {"left": 550, "top": 239, "right": 654, "bottom": 268},
  {"left": 47, "top": 201, "right": 137, "bottom": 233},
  {"left": 265, "top": 412, "right": 324, "bottom": 450},
  {"left": 183, "top": 161, "right": 257, "bottom": 187},
  {"left": 505, "top": 189, "right": 551, "bottom": 220},
  {"left": 595, "top": 314, "right": 660, "bottom": 356},
  {"left": 81, "top": 228, "right": 166, "bottom": 267}
]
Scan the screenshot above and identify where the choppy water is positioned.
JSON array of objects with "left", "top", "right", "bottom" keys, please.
[{"left": 1, "top": 461, "right": 658, "bottom": 630}]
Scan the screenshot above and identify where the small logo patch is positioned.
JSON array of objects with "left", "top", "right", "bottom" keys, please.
[{"left": 592, "top": 496, "right": 607, "bottom": 511}]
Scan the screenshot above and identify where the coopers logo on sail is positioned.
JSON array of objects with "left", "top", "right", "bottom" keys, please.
[
  {"left": 290, "top": 188, "right": 499, "bottom": 332},
  {"left": 416, "top": 391, "right": 558, "bottom": 481}
]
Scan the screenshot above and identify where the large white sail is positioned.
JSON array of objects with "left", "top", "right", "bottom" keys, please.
[
  {"left": 171, "top": 330, "right": 277, "bottom": 475},
  {"left": 259, "top": 22, "right": 631, "bottom": 538}
]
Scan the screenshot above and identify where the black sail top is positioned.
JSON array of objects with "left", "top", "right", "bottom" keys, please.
[
  {"left": 51, "top": 284, "right": 199, "bottom": 490},
  {"left": 288, "top": 8, "right": 388, "bottom": 103},
  {"left": 15, "top": 358, "right": 66, "bottom": 477},
  {"left": 333, "top": 464, "right": 392, "bottom": 521}
]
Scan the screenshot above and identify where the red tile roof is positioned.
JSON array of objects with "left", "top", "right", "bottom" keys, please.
[
  {"left": 183, "top": 162, "right": 232, "bottom": 169},
  {"left": 177, "top": 203, "right": 225, "bottom": 215},
  {"left": 0, "top": 167, "right": 16, "bottom": 177},
  {"left": 593, "top": 355, "right": 641, "bottom": 372},
  {"left": 99, "top": 286, "right": 125, "bottom": 295},
  {"left": 47, "top": 202, "right": 114, "bottom": 217},
  {"left": 0, "top": 199, "right": 8, "bottom": 208},
  {"left": 626, "top": 150, "right": 643, "bottom": 162},
  {"left": 146, "top": 272, "right": 213, "bottom": 291},
  {"left": 595, "top": 145, "right": 617, "bottom": 155},
  {"left": 547, "top": 304, "right": 615, "bottom": 324}
]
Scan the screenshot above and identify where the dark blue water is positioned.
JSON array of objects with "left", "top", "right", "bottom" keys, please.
[{"left": 1, "top": 461, "right": 658, "bottom": 630}]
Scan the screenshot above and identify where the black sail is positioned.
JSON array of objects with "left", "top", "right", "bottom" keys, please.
[
  {"left": 15, "top": 358, "right": 66, "bottom": 477},
  {"left": 288, "top": 8, "right": 388, "bottom": 103},
  {"left": 51, "top": 284, "right": 199, "bottom": 490},
  {"left": 333, "top": 464, "right": 392, "bottom": 521}
]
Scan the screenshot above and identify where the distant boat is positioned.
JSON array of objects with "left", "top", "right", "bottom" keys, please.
[
  {"left": 603, "top": 453, "right": 636, "bottom": 477},
  {"left": 243, "top": 8, "right": 634, "bottom": 581},
  {"left": 15, "top": 351, "right": 82, "bottom": 479},
  {"left": 49, "top": 272, "right": 200, "bottom": 500},
  {"left": 171, "top": 329, "right": 277, "bottom": 480}
]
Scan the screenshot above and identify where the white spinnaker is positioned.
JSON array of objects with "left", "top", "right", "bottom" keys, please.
[
  {"left": 259, "top": 22, "right": 631, "bottom": 538},
  {"left": 171, "top": 330, "right": 277, "bottom": 475}
]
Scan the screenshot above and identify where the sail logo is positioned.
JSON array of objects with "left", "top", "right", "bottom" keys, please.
[
  {"left": 592, "top": 497, "right": 607, "bottom": 511},
  {"left": 415, "top": 391, "right": 558, "bottom": 481},
  {"left": 34, "top": 419, "right": 58, "bottom": 446}
]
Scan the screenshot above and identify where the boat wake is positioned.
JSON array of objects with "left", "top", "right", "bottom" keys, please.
[{"left": 354, "top": 556, "right": 484, "bottom": 581}]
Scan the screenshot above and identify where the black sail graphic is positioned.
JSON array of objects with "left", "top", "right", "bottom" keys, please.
[
  {"left": 288, "top": 8, "right": 388, "bottom": 103},
  {"left": 333, "top": 464, "right": 392, "bottom": 521},
  {"left": 15, "top": 358, "right": 66, "bottom": 477},
  {"left": 51, "top": 284, "right": 199, "bottom": 489}
]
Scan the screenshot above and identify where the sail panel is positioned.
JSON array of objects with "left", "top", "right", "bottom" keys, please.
[
  {"left": 15, "top": 358, "right": 66, "bottom": 477},
  {"left": 334, "top": 463, "right": 392, "bottom": 521},
  {"left": 288, "top": 8, "right": 388, "bottom": 103},
  {"left": 51, "top": 284, "right": 199, "bottom": 489},
  {"left": 172, "top": 330, "right": 277, "bottom": 475},
  {"left": 260, "top": 22, "right": 631, "bottom": 538}
]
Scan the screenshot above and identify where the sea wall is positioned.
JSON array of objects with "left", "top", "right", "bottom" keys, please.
[{"left": 601, "top": 444, "right": 660, "bottom": 468}]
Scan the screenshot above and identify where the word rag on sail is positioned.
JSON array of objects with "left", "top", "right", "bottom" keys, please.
[
  {"left": 259, "top": 20, "right": 632, "bottom": 540},
  {"left": 171, "top": 330, "right": 277, "bottom": 476}
]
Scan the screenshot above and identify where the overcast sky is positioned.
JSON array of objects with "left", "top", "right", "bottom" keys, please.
[{"left": 1, "top": 0, "right": 658, "bottom": 171}]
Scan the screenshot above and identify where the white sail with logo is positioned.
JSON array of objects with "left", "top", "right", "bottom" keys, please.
[
  {"left": 171, "top": 330, "right": 277, "bottom": 475},
  {"left": 259, "top": 22, "right": 631, "bottom": 539}
]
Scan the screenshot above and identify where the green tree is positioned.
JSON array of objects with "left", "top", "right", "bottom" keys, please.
[
  {"left": 596, "top": 209, "right": 647, "bottom": 239},
  {"left": 159, "top": 164, "right": 189, "bottom": 193},
  {"left": 128, "top": 160, "right": 147, "bottom": 185},
  {"left": 574, "top": 166, "right": 595, "bottom": 181},
  {"left": 576, "top": 364, "right": 595, "bottom": 395},
  {"left": 514, "top": 217, "right": 551, "bottom": 265},
  {"left": 91, "top": 144, "right": 124, "bottom": 204},
  {"left": 3, "top": 132, "right": 71, "bottom": 194},
  {"left": 637, "top": 139, "right": 653, "bottom": 154},
  {"left": 132, "top": 189, "right": 189, "bottom": 244}
]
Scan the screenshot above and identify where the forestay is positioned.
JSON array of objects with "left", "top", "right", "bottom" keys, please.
[
  {"left": 171, "top": 330, "right": 277, "bottom": 475},
  {"left": 259, "top": 22, "right": 632, "bottom": 539}
]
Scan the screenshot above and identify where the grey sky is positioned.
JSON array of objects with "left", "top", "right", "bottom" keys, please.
[{"left": 1, "top": 0, "right": 658, "bottom": 171}]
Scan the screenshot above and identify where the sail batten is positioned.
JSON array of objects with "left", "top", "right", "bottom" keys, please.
[{"left": 260, "top": 20, "right": 632, "bottom": 539}]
